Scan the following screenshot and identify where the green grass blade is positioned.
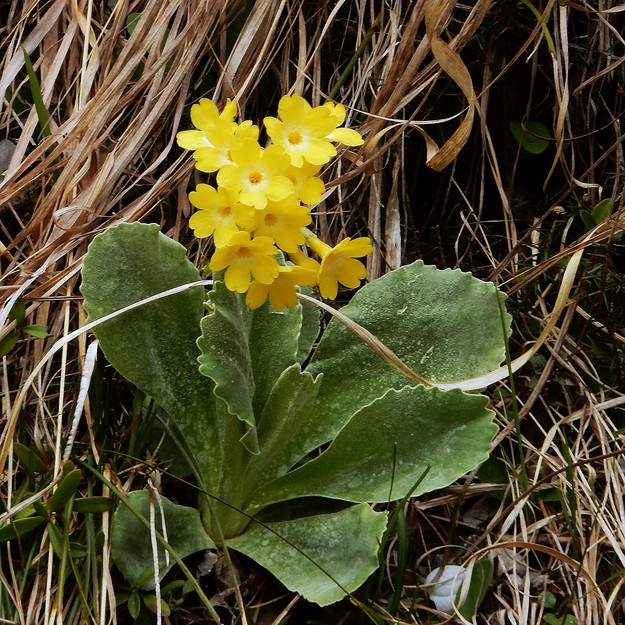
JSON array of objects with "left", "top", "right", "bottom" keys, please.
[{"left": 22, "top": 47, "right": 51, "bottom": 138}]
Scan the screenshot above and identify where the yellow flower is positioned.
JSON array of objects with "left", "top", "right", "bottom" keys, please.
[
  {"left": 176, "top": 98, "right": 260, "bottom": 172},
  {"left": 307, "top": 235, "right": 372, "bottom": 300},
  {"left": 193, "top": 120, "right": 259, "bottom": 173},
  {"left": 288, "top": 249, "right": 320, "bottom": 287},
  {"left": 264, "top": 94, "right": 338, "bottom": 167},
  {"left": 285, "top": 161, "right": 325, "bottom": 205},
  {"left": 264, "top": 94, "right": 364, "bottom": 167},
  {"left": 238, "top": 196, "right": 311, "bottom": 253},
  {"left": 322, "top": 102, "right": 364, "bottom": 146},
  {"left": 209, "top": 231, "right": 279, "bottom": 293},
  {"left": 188, "top": 185, "right": 255, "bottom": 247},
  {"left": 176, "top": 98, "right": 238, "bottom": 150},
  {"left": 246, "top": 259, "right": 322, "bottom": 310},
  {"left": 216, "top": 138, "right": 294, "bottom": 209},
  {"left": 246, "top": 266, "right": 300, "bottom": 310}
]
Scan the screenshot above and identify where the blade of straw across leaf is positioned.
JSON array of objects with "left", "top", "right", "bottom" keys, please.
[
  {"left": 296, "top": 293, "right": 431, "bottom": 387},
  {"left": 3, "top": 215, "right": 616, "bottom": 477},
  {"left": 0, "top": 280, "right": 212, "bottom": 475},
  {"left": 298, "top": 219, "right": 611, "bottom": 392}
]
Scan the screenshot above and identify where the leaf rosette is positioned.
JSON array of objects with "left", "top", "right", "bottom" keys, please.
[{"left": 81, "top": 222, "right": 509, "bottom": 605}]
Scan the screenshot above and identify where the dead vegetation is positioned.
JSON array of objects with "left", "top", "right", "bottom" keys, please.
[{"left": 1, "top": 0, "right": 624, "bottom": 623}]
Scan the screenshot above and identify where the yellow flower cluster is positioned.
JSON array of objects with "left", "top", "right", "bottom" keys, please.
[{"left": 177, "top": 94, "right": 372, "bottom": 310}]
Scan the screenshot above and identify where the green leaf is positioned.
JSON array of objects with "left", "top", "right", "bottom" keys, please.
[
  {"left": 72, "top": 496, "right": 115, "bottom": 514},
  {"left": 8, "top": 299, "right": 25, "bottom": 325},
  {"left": 69, "top": 541, "right": 88, "bottom": 558},
  {"left": 0, "top": 517, "right": 45, "bottom": 543},
  {"left": 227, "top": 503, "right": 387, "bottom": 606},
  {"left": 33, "top": 501, "right": 48, "bottom": 518},
  {"left": 128, "top": 592, "right": 141, "bottom": 620},
  {"left": 591, "top": 198, "right": 610, "bottom": 224},
  {"left": 244, "top": 364, "right": 322, "bottom": 490},
  {"left": 110, "top": 491, "right": 214, "bottom": 590},
  {"left": 81, "top": 223, "right": 204, "bottom": 412},
  {"left": 197, "top": 280, "right": 302, "bottom": 454},
  {"left": 22, "top": 324, "right": 47, "bottom": 339},
  {"left": 161, "top": 579, "right": 186, "bottom": 595},
  {"left": 80, "top": 223, "right": 222, "bottom": 492},
  {"left": 458, "top": 559, "right": 493, "bottom": 619},
  {"left": 477, "top": 456, "right": 509, "bottom": 485},
  {"left": 304, "top": 261, "right": 509, "bottom": 454},
  {"left": 543, "top": 614, "right": 578, "bottom": 625},
  {"left": 247, "top": 386, "right": 496, "bottom": 509},
  {"left": 296, "top": 287, "right": 321, "bottom": 363},
  {"left": 0, "top": 332, "right": 20, "bottom": 356},
  {"left": 143, "top": 594, "right": 171, "bottom": 616},
  {"left": 61, "top": 460, "right": 75, "bottom": 474},
  {"left": 22, "top": 48, "right": 51, "bottom": 137},
  {"left": 509, "top": 120, "right": 551, "bottom": 154},
  {"left": 539, "top": 591, "right": 557, "bottom": 610},
  {"left": 12, "top": 442, "right": 48, "bottom": 473},
  {"left": 579, "top": 210, "right": 595, "bottom": 230},
  {"left": 47, "top": 521, "right": 65, "bottom": 558},
  {"left": 126, "top": 12, "right": 141, "bottom": 35},
  {"left": 14, "top": 504, "right": 37, "bottom": 521},
  {"left": 49, "top": 469, "right": 81, "bottom": 512}
]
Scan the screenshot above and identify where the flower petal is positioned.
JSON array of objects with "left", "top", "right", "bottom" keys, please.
[
  {"left": 188, "top": 210, "right": 215, "bottom": 238},
  {"left": 297, "top": 176, "right": 325, "bottom": 205},
  {"left": 305, "top": 108, "right": 339, "bottom": 137},
  {"left": 326, "top": 128, "right": 364, "bottom": 146},
  {"left": 220, "top": 98, "right": 238, "bottom": 122},
  {"left": 251, "top": 255, "right": 280, "bottom": 284},
  {"left": 278, "top": 94, "right": 311, "bottom": 125},
  {"left": 177, "top": 130, "right": 213, "bottom": 150},
  {"left": 245, "top": 281, "right": 269, "bottom": 309},
  {"left": 265, "top": 176, "right": 296, "bottom": 203},
  {"left": 191, "top": 99, "right": 219, "bottom": 130},
  {"left": 318, "top": 271, "right": 339, "bottom": 300},
  {"left": 304, "top": 139, "right": 336, "bottom": 166},
  {"left": 225, "top": 264, "right": 252, "bottom": 293}
]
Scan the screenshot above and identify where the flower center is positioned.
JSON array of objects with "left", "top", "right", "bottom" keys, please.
[
  {"left": 248, "top": 171, "right": 263, "bottom": 185},
  {"left": 236, "top": 246, "right": 252, "bottom": 258},
  {"left": 264, "top": 213, "right": 279, "bottom": 227},
  {"left": 218, "top": 204, "right": 232, "bottom": 218},
  {"left": 288, "top": 131, "right": 303, "bottom": 146}
]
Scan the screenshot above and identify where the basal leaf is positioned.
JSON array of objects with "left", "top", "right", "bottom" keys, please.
[
  {"left": 243, "top": 364, "right": 322, "bottom": 491},
  {"left": 111, "top": 491, "right": 214, "bottom": 590},
  {"left": 49, "top": 469, "right": 81, "bottom": 512},
  {"left": 0, "top": 517, "right": 45, "bottom": 543},
  {"left": 296, "top": 287, "right": 321, "bottom": 363},
  {"left": 591, "top": 198, "right": 610, "bottom": 224},
  {"left": 246, "top": 385, "right": 496, "bottom": 509},
  {"left": 303, "top": 261, "right": 509, "bottom": 453},
  {"left": 458, "top": 559, "right": 493, "bottom": 620},
  {"left": 80, "top": 223, "right": 222, "bottom": 491},
  {"left": 197, "top": 280, "right": 303, "bottom": 454},
  {"left": 509, "top": 120, "right": 551, "bottom": 154},
  {"left": 227, "top": 503, "right": 386, "bottom": 606}
]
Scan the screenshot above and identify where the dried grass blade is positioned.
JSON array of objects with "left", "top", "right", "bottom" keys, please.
[{"left": 415, "top": 0, "right": 476, "bottom": 171}]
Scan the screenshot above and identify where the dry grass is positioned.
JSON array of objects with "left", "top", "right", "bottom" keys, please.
[{"left": 1, "top": 0, "right": 624, "bottom": 623}]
